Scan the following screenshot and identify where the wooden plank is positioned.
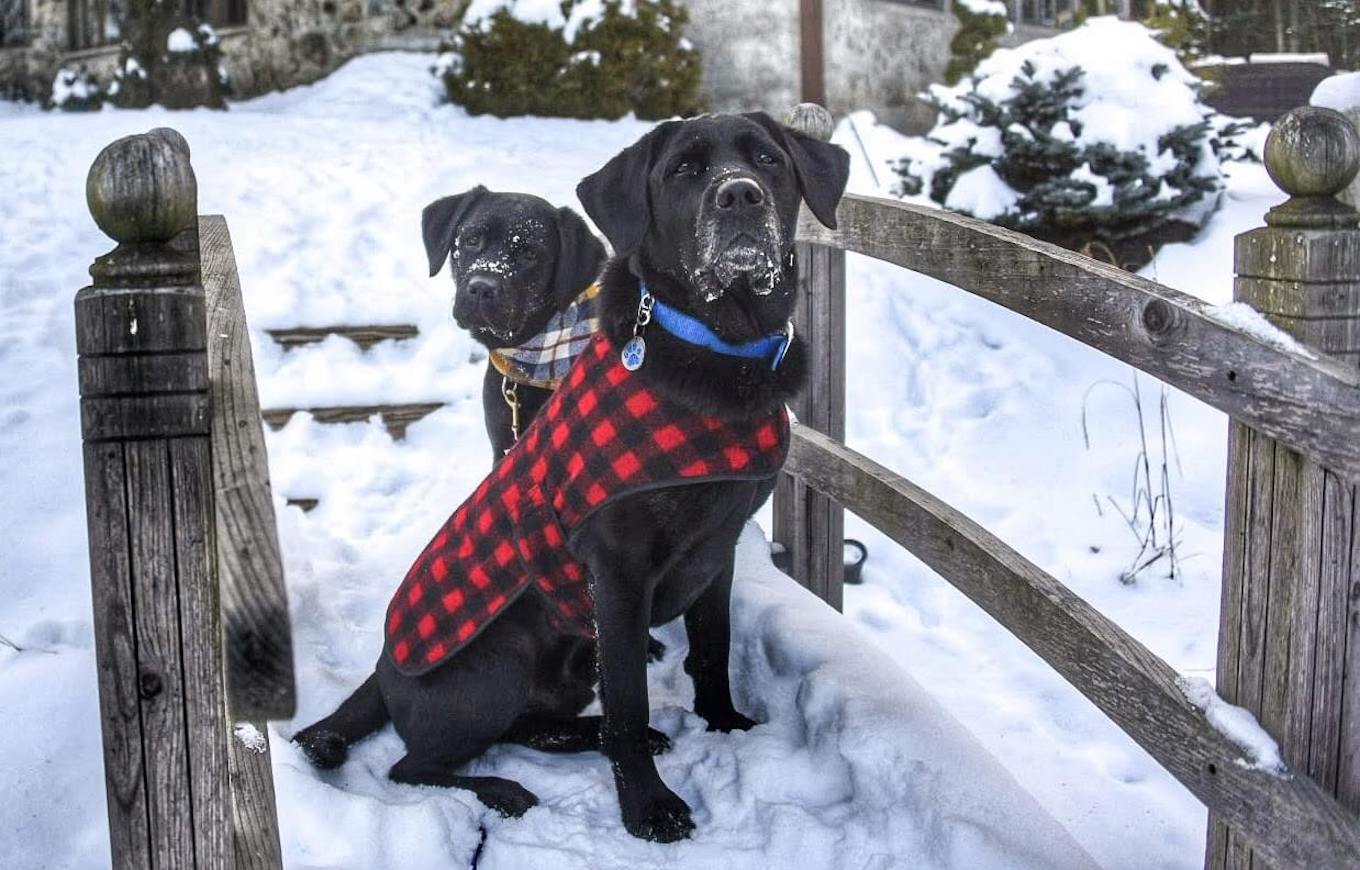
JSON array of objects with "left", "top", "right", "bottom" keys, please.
[
  {"left": 171, "top": 437, "right": 231, "bottom": 870},
  {"left": 265, "top": 324, "right": 419, "bottom": 351},
  {"left": 798, "top": 0, "right": 826, "bottom": 107},
  {"left": 1342, "top": 504, "right": 1360, "bottom": 809},
  {"left": 200, "top": 215, "right": 296, "bottom": 722},
  {"left": 82, "top": 442, "right": 151, "bottom": 868},
  {"left": 1310, "top": 472, "right": 1353, "bottom": 793},
  {"left": 227, "top": 723, "right": 285, "bottom": 870},
  {"left": 125, "top": 439, "right": 195, "bottom": 869},
  {"left": 796, "top": 195, "right": 1360, "bottom": 479},
  {"left": 783, "top": 423, "right": 1360, "bottom": 870},
  {"left": 260, "top": 402, "right": 445, "bottom": 440}
]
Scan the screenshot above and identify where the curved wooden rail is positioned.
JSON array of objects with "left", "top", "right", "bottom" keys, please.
[
  {"left": 201, "top": 215, "right": 295, "bottom": 722},
  {"left": 797, "top": 193, "right": 1360, "bottom": 480},
  {"left": 785, "top": 423, "right": 1360, "bottom": 870}
]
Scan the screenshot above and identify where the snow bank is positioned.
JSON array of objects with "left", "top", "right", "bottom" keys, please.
[
  {"left": 1312, "top": 71, "right": 1360, "bottom": 112},
  {"left": 462, "top": 0, "right": 637, "bottom": 41}
]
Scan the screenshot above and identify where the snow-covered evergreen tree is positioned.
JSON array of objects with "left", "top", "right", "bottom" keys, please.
[{"left": 897, "top": 17, "right": 1240, "bottom": 268}]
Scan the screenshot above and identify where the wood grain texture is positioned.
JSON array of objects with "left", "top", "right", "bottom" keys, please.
[
  {"left": 1211, "top": 207, "right": 1360, "bottom": 870},
  {"left": 171, "top": 438, "right": 230, "bottom": 870},
  {"left": 774, "top": 242, "right": 846, "bottom": 609},
  {"left": 82, "top": 442, "right": 151, "bottom": 867},
  {"left": 796, "top": 195, "right": 1360, "bottom": 479},
  {"left": 782, "top": 423, "right": 1360, "bottom": 870},
  {"left": 227, "top": 723, "right": 284, "bottom": 870},
  {"left": 125, "top": 439, "right": 195, "bottom": 868},
  {"left": 200, "top": 216, "right": 295, "bottom": 722},
  {"left": 260, "top": 402, "right": 444, "bottom": 440}
]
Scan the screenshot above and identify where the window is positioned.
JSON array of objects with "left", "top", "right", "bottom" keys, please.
[
  {"left": 183, "top": 0, "right": 247, "bottom": 28},
  {"left": 1, "top": 0, "right": 27, "bottom": 47},
  {"left": 1019, "top": 0, "right": 1079, "bottom": 27},
  {"left": 68, "top": 0, "right": 125, "bottom": 50}
]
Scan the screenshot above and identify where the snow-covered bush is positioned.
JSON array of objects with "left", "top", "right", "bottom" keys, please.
[
  {"left": 896, "top": 17, "right": 1235, "bottom": 268},
  {"left": 50, "top": 66, "right": 103, "bottom": 111},
  {"left": 110, "top": 21, "right": 228, "bottom": 109},
  {"left": 946, "top": 0, "right": 1009, "bottom": 86},
  {"left": 437, "top": 0, "right": 704, "bottom": 120},
  {"left": 1142, "top": 0, "right": 1211, "bottom": 67}
]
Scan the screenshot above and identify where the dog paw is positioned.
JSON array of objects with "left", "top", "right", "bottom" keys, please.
[
  {"left": 646, "top": 727, "right": 672, "bottom": 756},
  {"left": 701, "top": 710, "right": 758, "bottom": 733},
  {"left": 293, "top": 728, "right": 348, "bottom": 770},
  {"left": 623, "top": 789, "right": 694, "bottom": 843},
  {"left": 646, "top": 636, "right": 668, "bottom": 663},
  {"left": 477, "top": 778, "right": 540, "bottom": 819}
]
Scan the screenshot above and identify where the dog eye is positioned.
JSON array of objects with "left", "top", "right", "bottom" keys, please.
[
  {"left": 461, "top": 234, "right": 484, "bottom": 251},
  {"left": 672, "top": 159, "right": 703, "bottom": 177},
  {"left": 756, "top": 151, "right": 780, "bottom": 166}
]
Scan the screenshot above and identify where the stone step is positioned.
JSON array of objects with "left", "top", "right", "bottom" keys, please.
[
  {"left": 261, "top": 402, "right": 445, "bottom": 439},
  {"left": 266, "top": 324, "right": 420, "bottom": 351}
]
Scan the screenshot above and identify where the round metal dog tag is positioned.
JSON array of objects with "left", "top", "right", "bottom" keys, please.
[{"left": 621, "top": 335, "right": 646, "bottom": 371}]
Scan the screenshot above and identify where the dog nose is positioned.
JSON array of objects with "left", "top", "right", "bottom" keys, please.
[
  {"left": 715, "top": 177, "right": 765, "bottom": 211},
  {"left": 466, "top": 276, "right": 500, "bottom": 301}
]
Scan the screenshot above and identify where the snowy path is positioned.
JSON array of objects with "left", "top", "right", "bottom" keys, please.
[{"left": 0, "top": 53, "right": 1283, "bottom": 868}]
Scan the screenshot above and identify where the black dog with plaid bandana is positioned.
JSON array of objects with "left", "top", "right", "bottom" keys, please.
[{"left": 294, "top": 113, "right": 849, "bottom": 841}]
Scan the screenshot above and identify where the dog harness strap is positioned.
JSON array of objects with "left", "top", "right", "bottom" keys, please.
[
  {"left": 491, "top": 283, "right": 602, "bottom": 390},
  {"left": 383, "top": 333, "right": 790, "bottom": 675}
]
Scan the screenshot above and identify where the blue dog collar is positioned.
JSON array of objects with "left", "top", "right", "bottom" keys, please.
[{"left": 637, "top": 285, "right": 793, "bottom": 371}]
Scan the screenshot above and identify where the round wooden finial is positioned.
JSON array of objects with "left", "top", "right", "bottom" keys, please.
[
  {"left": 1264, "top": 106, "right": 1360, "bottom": 199},
  {"left": 86, "top": 129, "right": 197, "bottom": 246},
  {"left": 785, "top": 103, "right": 835, "bottom": 143}
]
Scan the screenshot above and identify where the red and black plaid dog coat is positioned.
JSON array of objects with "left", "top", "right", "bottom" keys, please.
[{"left": 385, "top": 333, "right": 790, "bottom": 675}]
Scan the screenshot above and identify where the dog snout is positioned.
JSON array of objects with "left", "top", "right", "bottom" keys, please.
[
  {"left": 466, "top": 275, "right": 501, "bottom": 301},
  {"left": 714, "top": 177, "right": 765, "bottom": 212}
]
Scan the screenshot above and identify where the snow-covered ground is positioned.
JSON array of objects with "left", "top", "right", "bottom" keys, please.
[{"left": 0, "top": 53, "right": 1286, "bottom": 869}]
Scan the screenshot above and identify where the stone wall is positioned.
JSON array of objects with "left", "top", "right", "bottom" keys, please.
[{"left": 0, "top": 0, "right": 66, "bottom": 100}]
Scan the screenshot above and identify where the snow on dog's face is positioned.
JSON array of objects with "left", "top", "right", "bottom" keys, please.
[
  {"left": 422, "top": 188, "right": 604, "bottom": 347},
  {"left": 578, "top": 113, "right": 849, "bottom": 342}
]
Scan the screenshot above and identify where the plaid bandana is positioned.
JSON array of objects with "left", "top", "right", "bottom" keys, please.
[
  {"left": 490, "top": 283, "right": 601, "bottom": 389},
  {"left": 384, "top": 332, "right": 790, "bottom": 675}
]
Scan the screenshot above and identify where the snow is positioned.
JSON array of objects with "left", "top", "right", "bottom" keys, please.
[
  {"left": 462, "top": 0, "right": 637, "bottom": 42},
  {"left": 167, "top": 27, "right": 197, "bottom": 53},
  {"left": 1247, "top": 52, "right": 1331, "bottom": 66},
  {"left": 0, "top": 51, "right": 1292, "bottom": 870},
  {"left": 1178, "top": 678, "right": 1286, "bottom": 775},
  {"left": 1207, "top": 302, "right": 1317, "bottom": 359},
  {"left": 50, "top": 68, "right": 97, "bottom": 107},
  {"left": 944, "top": 164, "right": 1020, "bottom": 219},
  {"left": 956, "top": 0, "right": 1007, "bottom": 15},
  {"left": 910, "top": 16, "right": 1225, "bottom": 222},
  {"left": 236, "top": 722, "right": 270, "bottom": 753},
  {"left": 1312, "top": 71, "right": 1360, "bottom": 112}
]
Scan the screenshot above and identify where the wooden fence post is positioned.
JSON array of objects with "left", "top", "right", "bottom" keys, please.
[
  {"left": 774, "top": 103, "right": 847, "bottom": 609},
  {"left": 1209, "top": 106, "right": 1360, "bottom": 869},
  {"left": 78, "top": 129, "right": 230, "bottom": 869}
]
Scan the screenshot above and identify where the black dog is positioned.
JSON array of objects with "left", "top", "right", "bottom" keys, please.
[
  {"left": 294, "top": 113, "right": 848, "bottom": 843},
  {"left": 422, "top": 187, "right": 606, "bottom": 458}
]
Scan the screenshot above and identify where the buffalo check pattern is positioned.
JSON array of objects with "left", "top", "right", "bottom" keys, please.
[{"left": 384, "top": 333, "right": 790, "bottom": 675}]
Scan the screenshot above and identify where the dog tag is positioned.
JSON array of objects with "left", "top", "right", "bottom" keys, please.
[{"left": 621, "top": 335, "right": 646, "bottom": 371}]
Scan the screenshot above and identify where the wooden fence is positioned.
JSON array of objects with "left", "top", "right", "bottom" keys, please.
[
  {"left": 77, "top": 129, "right": 294, "bottom": 869},
  {"left": 771, "top": 104, "right": 1360, "bottom": 869}
]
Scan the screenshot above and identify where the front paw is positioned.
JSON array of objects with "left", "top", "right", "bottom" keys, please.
[
  {"left": 622, "top": 787, "right": 694, "bottom": 842},
  {"left": 647, "top": 727, "right": 672, "bottom": 755},
  {"left": 700, "top": 708, "right": 758, "bottom": 733}
]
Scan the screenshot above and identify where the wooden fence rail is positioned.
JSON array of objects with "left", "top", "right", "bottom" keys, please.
[
  {"left": 78, "top": 130, "right": 293, "bottom": 869},
  {"left": 774, "top": 104, "right": 1360, "bottom": 869}
]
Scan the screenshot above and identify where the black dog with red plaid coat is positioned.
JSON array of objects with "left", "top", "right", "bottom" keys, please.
[{"left": 294, "top": 111, "right": 849, "bottom": 842}]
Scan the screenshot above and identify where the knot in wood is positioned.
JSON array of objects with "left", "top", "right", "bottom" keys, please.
[
  {"left": 138, "top": 670, "right": 164, "bottom": 699},
  {"left": 87, "top": 129, "right": 197, "bottom": 246},
  {"left": 1265, "top": 107, "right": 1360, "bottom": 200},
  {"left": 785, "top": 103, "right": 835, "bottom": 143},
  {"left": 1141, "top": 299, "right": 1178, "bottom": 340}
]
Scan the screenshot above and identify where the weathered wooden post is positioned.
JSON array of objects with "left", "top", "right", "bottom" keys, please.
[
  {"left": 78, "top": 129, "right": 230, "bottom": 869},
  {"left": 1209, "top": 106, "right": 1360, "bottom": 869},
  {"left": 774, "top": 102, "right": 847, "bottom": 609}
]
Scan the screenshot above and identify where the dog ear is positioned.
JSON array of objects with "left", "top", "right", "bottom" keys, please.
[
  {"left": 745, "top": 112, "right": 850, "bottom": 230},
  {"left": 552, "top": 207, "right": 607, "bottom": 306},
  {"left": 421, "top": 185, "right": 487, "bottom": 277},
  {"left": 576, "top": 122, "right": 676, "bottom": 256}
]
